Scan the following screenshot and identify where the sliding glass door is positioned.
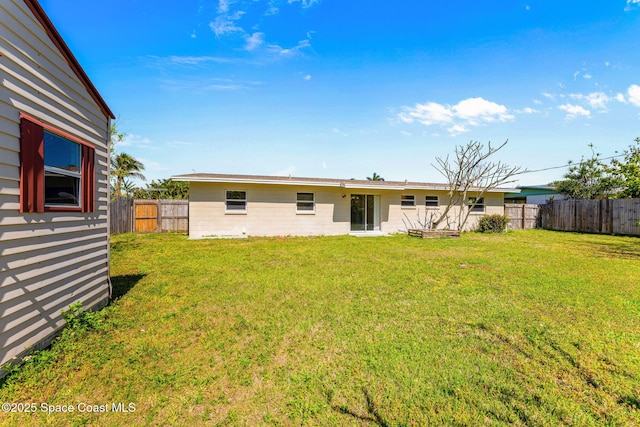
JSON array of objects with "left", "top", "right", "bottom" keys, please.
[{"left": 350, "top": 194, "right": 380, "bottom": 231}]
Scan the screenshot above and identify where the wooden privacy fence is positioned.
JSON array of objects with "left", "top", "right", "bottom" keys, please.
[
  {"left": 110, "top": 198, "right": 188, "bottom": 234},
  {"left": 110, "top": 197, "right": 134, "bottom": 234},
  {"left": 540, "top": 199, "right": 640, "bottom": 236},
  {"left": 505, "top": 204, "right": 541, "bottom": 230}
]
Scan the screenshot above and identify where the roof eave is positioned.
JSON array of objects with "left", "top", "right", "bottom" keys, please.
[
  {"left": 340, "top": 182, "right": 406, "bottom": 190},
  {"left": 172, "top": 175, "right": 519, "bottom": 193},
  {"left": 171, "top": 176, "right": 343, "bottom": 187},
  {"left": 24, "top": 0, "right": 115, "bottom": 120}
]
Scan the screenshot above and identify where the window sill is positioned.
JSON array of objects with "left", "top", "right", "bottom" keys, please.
[
  {"left": 225, "top": 211, "right": 247, "bottom": 215},
  {"left": 45, "top": 206, "right": 82, "bottom": 213},
  {"left": 296, "top": 211, "right": 316, "bottom": 215}
]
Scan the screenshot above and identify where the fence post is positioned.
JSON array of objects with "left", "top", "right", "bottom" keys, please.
[{"left": 156, "top": 199, "right": 161, "bottom": 232}]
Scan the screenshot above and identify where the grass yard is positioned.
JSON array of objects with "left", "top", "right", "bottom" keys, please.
[{"left": 1, "top": 230, "right": 640, "bottom": 426}]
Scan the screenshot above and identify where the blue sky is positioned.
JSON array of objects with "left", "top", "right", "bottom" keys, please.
[{"left": 41, "top": 0, "right": 640, "bottom": 185}]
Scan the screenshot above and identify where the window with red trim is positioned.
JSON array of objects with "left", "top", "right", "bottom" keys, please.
[{"left": 20, "top": 115, "right": 95, "bottom": 213}]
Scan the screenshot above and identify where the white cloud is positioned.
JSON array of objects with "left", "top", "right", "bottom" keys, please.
[
  {"left": 163, "top": 55, "right": 234, "bottom": 65},
  {"left": 265, "top": 4, "right": 280, "bottom": 15},
  {"left": 625, "top": 0, "right": 640, "bottom": 11},
  {"left": 616, "top": 93, "right": 627, "bottom": 103},
  {"left": 585, "top": 92, "right": 609, "bottom": 109},
  {"left": 242, "top": 32, "right": 311, "bottom": 57},
  {"left": 270, "top": 38, "right": 311, "bottom": 56},
  {"left": 452, "top": 97, "right": 514, "bottom": 124},
  {"left": 209, "top": 1, "right": 316, "bottom": 60},
  {"left": 121, "top": 133, "right": 153, "bottom": 148},
  {"left": 287, "top": 0, "right": 321, "bottom": 8},
  {"left": 574, "top": 69, "right": 592, "bottom": 80},
  {"left": 303, "top": 74, "right": 312, "bottom": 81},
  {"left": 448, "top": 124, "right": 468, "bottom": 136},
  {"left": 245, "top": 32, "right": 265, "bottom": 51},
  {"left": 558, "top": 104, "right": 591, "bottom": 120},
  {"left": 628, "top": 84, "right": 640, "bottom": 107},
  {"left": 570, "top": 92, "right": 610, "bottom": 111},
  {"left": 159, "top": 76, "right": 253, "bottom": 92},
  {"left": 210, "top": 11, "right": 245, "bottom": 36},
  {"left": 397, "top": 97, "right": 513, "bottom": 135},
  {"left": 398, "top": 101, "right": 453, "bottom": 125},
  {"left": 138, "top": 158, "right": 170, "bottom": 173},
  {"left": 332, "top": 128, "right": 347, "bottom": 136},
  {"left": 218, "top": 0, "right": 230, "bottom": 13},
  {"left": 518, "top": 107, "right": 539, "bottom": 114}
]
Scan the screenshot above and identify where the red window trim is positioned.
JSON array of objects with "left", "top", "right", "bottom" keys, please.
[
  {"left": 19, "top": 113, "right": 95, "bottom": 149},
  {"left": 19, "top": 114, "right": 95, "bottom": 213}
]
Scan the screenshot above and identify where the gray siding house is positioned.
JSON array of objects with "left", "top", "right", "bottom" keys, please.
[{"left": 0, "top": 0, "right": 114, "bottom": 369}]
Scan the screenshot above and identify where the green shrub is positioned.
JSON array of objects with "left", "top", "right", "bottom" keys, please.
[
  {"left": 478, "top": 214, "right": 510, "bottom": 233},
  {"left": 61, "top": 301, "right": 103, "bottom": 332}
]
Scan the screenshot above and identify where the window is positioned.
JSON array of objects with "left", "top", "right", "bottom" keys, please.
[
  {"left": 425, "top": 195, "right": 439, "bottom": 208},
  {"left": 468, "top": 197, "right": 485, "bottom": 213},
  {"left": 296, "top": 192, "right": 315, "bottom": 213},
  {"left": 225, "top": 190, "right": 247, "bottom": 212},
  {"left": 19, "top": 114, "right": 95, "bottom": 213},
  {"left": 401, "top": 195, "right": 416, "bottom": 207},
  {"left": 44, "top": 131, "right": 81, "bottom": 206}
]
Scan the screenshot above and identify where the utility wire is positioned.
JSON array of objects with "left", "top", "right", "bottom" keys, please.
[{"left": 513, "top": 153, "right": 626, "bottom": 176}]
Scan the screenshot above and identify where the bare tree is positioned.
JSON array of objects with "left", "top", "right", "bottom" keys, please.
[{"left": 431, "top": 140, "right": 523, "bottom": 230}]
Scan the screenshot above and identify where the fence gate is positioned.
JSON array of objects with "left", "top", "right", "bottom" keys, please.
[
  {"left": 505, "top": 204, "right": 541, "bottom": 230},
  {"left": 134, "top": 200, "right": 159, "bottom": 232}
]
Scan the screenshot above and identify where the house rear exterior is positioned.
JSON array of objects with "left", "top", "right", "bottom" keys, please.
[
  {"left": 173, "top": 173, "right": 514, "bottom": 238},
  {"left": 504, "top": 185, "right": 564, "bottom": 204},
  {"left": 1, "top": 0, "right": 114, "bottom": 369}
]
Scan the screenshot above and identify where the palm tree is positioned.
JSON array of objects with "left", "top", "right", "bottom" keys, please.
[
  {"left": 366, "top": 172, "right": 385, "bottom": 181},
  {"left": 111, "top": 152, "right": 145, "bottom": 197},
  {"left": 121, "top": 179, "right": 139, "bottom": 197}
]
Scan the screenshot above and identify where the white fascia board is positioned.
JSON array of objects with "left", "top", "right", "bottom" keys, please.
[
  {"left": 340, "top": 183, "right": 406, "bottom": 190},
  {"left": 171, "top": 176, "right": 341, "bottom": 187},
  {"left": 398, "top": 185, "right": 513, "bottom": 192},
  {"left": 404, "top": 185, "right": 449, "bottom": 191}
]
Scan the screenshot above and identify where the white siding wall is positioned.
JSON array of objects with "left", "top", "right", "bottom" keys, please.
[
  {"left": 189, "top": 183, "right": 506, "bottom": 238},
  {"left": 0, "top": 1, "right": 110, "bottom": 367},
  {"left": 190, "top": 182, "right": 351, "bottom": 237},
  {"left": 389, "top": 191, "right": 505, "bottom": 232}
]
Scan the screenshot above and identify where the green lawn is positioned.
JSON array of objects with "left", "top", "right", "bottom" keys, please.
[{"left": 1, "top": 230, "right": 640, "bottom": 426}]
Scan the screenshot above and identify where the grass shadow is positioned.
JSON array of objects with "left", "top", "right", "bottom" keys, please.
[
  {"left": 327, "top": 387, "right": 390, "bottom": 427},
  {"left": 0, "top": 275, "right": 145, "bottom": 386},
  {"left": 110, "top": 274, "right": 145, "bottom": 300},
  {"left": 618, "top": 395, "right": 640, "bottom": 410},
  {"left": 590, "top": 241, "right": 640, "bottom": 260},
  {"left": 563, "top": 236, "right": 640, "bottom": 260}
]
